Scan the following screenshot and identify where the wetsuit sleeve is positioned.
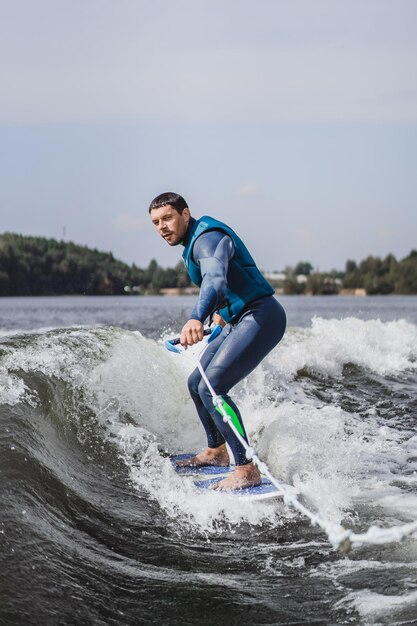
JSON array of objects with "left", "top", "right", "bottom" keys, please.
[{"left": 189, "top": 231, "right": 235, "bottom": 323}]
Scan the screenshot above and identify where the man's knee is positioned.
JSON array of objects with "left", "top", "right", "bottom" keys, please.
[
  {"left": 196, "top": 379, "right": 214, "bottom": 412},
  {"left": 188, "top": 370, "right": 217, "bottom": 410},
  {"left": 187, "top": 369, "right": 201, "bottom": 398}
]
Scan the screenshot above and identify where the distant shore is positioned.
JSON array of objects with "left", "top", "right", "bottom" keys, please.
[
  {"left": 1, "top": 232, "right": 416, "bottom": 297},
  {"left": 158, "top": 287, "right": 369, "bottom": 297}
]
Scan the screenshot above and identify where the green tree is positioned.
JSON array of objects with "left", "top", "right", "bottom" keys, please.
[
  {"left": 175, "top": 260, "right": 190, "bottom": 288},
  {"left": 307, "top": 273, "right": 339, "bottom": 295},
  {"left": 0, "top": 233, "right": 148, "bottom": 296},
  {"left": 392, "top": 254, "right": 417, "bottom": 294},
  {"left": 283, "top": 277, "right": 305, "bottom": 295},
  {"left": 294, "top": 261, "right": 313, "bottom": 276},
  {"left": 345, "top": 259, "right": 357, "bottom": 274}
]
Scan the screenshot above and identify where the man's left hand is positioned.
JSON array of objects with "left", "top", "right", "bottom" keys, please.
[{"left": 180, "top": 319, "right": 204, "bottom": 349}]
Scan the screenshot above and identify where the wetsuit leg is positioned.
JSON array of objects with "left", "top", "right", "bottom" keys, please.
[
  {"left": 187, "top": 296, "right": 286, "bottom": 465},
  {"left": 188, "top": 328, "right": 229, "bottom": 449}
]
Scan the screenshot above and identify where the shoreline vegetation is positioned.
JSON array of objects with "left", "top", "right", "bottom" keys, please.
[{"left": 0, "top": 232, "right": 416, "bottom": 297}]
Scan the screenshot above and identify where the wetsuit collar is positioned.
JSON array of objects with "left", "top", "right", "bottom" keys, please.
[{"left": 181, "top": 216, "right": 196, "bottom": 247}]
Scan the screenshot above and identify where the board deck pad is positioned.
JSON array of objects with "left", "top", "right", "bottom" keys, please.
[
  {"left": 171, "top": 453, "right": 233, "bottom": 476},
  {"left": 194, "top": 476, "right": 286, "bottom": 500}
]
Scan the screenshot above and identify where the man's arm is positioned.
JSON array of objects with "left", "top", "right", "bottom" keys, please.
[
  {"left": 190, "top": 231, "right": 234, "bottom": 322},
  {"left": 180, "top": 231, "right": 234, "bottom": 347}
]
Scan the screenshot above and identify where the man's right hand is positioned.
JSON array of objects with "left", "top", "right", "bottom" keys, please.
[{"left": 180, "top": 319, "right": 204, "bottom": 349}]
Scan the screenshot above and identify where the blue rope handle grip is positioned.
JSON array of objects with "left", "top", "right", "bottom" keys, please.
[{"left": 164, "top": 324, "right": 222, "bottom": 353}]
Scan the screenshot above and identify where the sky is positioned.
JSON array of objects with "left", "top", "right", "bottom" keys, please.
[{"left": 1, "top": 0, "right": 416, "bottom": 272}]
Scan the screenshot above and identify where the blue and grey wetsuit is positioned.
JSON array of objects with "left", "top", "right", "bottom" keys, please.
[{"left": 183, "top": 217, "right": 286, "bottom": 466}]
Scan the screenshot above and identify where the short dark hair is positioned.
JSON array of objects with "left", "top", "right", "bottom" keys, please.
[{"left": 148, "top": 192, "right": 188, "bottom": 214}]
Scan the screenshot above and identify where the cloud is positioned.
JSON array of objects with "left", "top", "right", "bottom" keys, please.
[
  {"left": 237, "top": 183, "right": 260, "bottom": 198},
  {"left": 112, "top": 213, "right": 148, "bottom": 233},
  {"left": 0, "top": 1, "right": 416, "bottom": 124},
  {"left": 3, "top": 44, "right": 417, "bottom": 124}
]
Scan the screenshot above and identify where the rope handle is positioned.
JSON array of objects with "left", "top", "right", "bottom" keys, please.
[{"left": 164, "top": 324, "right": 222, "bottom": 353}]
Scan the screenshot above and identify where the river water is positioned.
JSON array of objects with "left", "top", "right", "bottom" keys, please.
[{"left": 1, "top": 295, "right": 417, "bottom": 625}]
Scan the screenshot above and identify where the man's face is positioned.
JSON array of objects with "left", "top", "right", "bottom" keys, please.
[{"left": 150, "top": 204, "right": 190, "bottom": 246}]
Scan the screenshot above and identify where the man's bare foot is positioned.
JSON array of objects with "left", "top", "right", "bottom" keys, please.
[
  {"left": 210, "top": 462, "right": 261, "bottom": 490},
  {"left": 176, "top": 444, "right": 230, "bottom": 468}
]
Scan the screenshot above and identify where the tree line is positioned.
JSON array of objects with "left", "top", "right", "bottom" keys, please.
[
  {"left": 281, "top": 252, "right": 417, "bottom": 295},
  {"left": 0, "top": 232, "right": 416, "bottom": 296},
  {"left": 0, "top": 233, "right": 190, "bottom": 296}
]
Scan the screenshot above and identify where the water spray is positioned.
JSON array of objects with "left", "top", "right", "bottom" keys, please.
[{"left": 165, "top": 326, "right": 417, "bottom": 553}]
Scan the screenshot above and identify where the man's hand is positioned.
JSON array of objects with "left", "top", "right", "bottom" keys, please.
[
  {"left": 180, "top": 319, "right": 204, "bottom": 349},
  {"left": 213, "top": 313, "right": 226, "bottom": 328}
]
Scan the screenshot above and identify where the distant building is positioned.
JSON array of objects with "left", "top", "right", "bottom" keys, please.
[
  {"left": 263, "top": 271, "right": 286, "bottom": 282},
  {"left": 339, "top": 288, "right": 367, "bottom": 296},
  {"left": 296, "top": 274, "right": 308, "bottom": 284}
]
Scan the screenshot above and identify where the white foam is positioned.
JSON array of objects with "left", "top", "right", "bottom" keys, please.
[
  {"left": 1, "top": 319, "right": 416, "bottom": 539},
  {"left": 96, "top": 321, "right": 417, "bottom": 535},
  {"left": 124, "top": 436, "right": 285, "bottom": 534},
  {"left": 0, "top": 325, "right": 116, "bottom": 406},
  {"left": 88, "top": 333, "right": 288, "bottom": 532},
  {"left": 270, "top": 317, "right": 417, "bottom": 379},
  {"left": 0, "top": 326, "right": 59, "bottom": 338},
  {"left": 341, "top": 588, "right": 417, "bottom": 622},
  {"left": 0, "top": 371, "right": 29, "bottom": 405}
]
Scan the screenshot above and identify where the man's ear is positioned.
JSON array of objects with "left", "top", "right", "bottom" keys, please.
[{"left": 183, "top": 207, "right": 191, "bottom": 224}]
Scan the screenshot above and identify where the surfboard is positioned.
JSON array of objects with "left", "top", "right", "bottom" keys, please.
[
  {"left": 171, "top": 453, "right": 233, "bottom": 476},
  {"left": 171, "top": 454, "right": 296, "bottom": 501},
  {"left": 194, "top": 476, "right": 286, "bottom": 500}
]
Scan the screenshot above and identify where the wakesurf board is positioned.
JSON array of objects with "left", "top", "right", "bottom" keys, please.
[
  {"left": 171, "top": 453, "right": 296, "bottom": 501},
  {"left": 171, "top": 453, "right": 233, "bottom": 476}
]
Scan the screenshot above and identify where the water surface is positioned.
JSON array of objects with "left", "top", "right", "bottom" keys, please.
[{"left": 1, "top": 295, "right": 417, "bottom": 625}]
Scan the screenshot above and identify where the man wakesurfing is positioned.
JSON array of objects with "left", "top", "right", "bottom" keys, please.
[{"left": 149, "top": 192, "right": 286, "bottom": 490}]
